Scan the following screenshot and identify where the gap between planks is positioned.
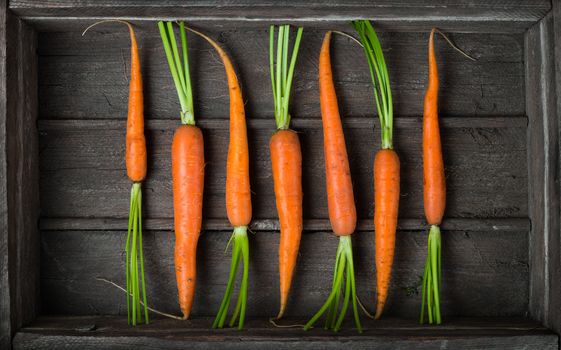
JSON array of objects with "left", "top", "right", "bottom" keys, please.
[
  {"left": 37, "top": 116, "right": 528, "bottom": 131},
  {"left": 39, "top": 217, "right": 530, "bottom": 232}
]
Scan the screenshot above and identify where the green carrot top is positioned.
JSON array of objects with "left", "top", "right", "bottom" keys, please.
[
  {"left": 269, "top": 25, "right": 304, "bottom": 130},
  {"left": 352, "top": 20, "right": 394, "bottom": 149},
  {"left": 158, "top": 21, "right": 195, "bottom": 125}
]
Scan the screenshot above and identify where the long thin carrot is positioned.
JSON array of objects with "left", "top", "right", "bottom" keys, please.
[
  {"left": 185, "top": 27, "right": 252, "bottom": 330},
  {"left": 269, "top": 24, "right": 304, "bottom": 319},
  {"left": 84, "top": 20, "right": 149, "bottom": 326},
  {"left": 304, "top": 31, "right": 362, "bottom": 333},
  {"left": 352, "top": 20, "right": 400, "bottom": 320},
  {"left": 420, "top": 28, "right": 475, "bottom": 325},
  {"left": 158, "top": 21, "right": 204, "bottom": 320}
]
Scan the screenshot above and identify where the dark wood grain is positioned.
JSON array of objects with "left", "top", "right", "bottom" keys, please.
[
  {"left": 38, "top": 29, "right": 524, "bottom": 120},
  {"left": 40, "top": 229, "right": 528, "bottom": 318},
  {"left": 10, "top": 0, "right": 551, "bottom": 33},
  {"left": 549, "top": 0, "right": 561, "bottom": 336},
  {"left": 0, "top": 7, "right": 40, "bottom": 349},
  {"left": 12, "top": 316, "right": 558, "bottom": 350},
  {"left": 0, "top": 0, "right": 9, "bottom": 346},
  {"left": 525, "top": 13, "right": 561, "bottom": 335},
  {"left": 38, "top": 121, "right": 528, "bottom": 221},
  {"left": 39, "top": 217, "right": 531, "bottom": 232}
]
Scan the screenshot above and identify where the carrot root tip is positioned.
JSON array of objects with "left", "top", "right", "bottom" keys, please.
[
  {"left": 304, "top": 236, "right": 362, "bottom": 333},
  {"left": 420, "top": 225, "right": 442, "bottom": 325},
  {"left": 213, "top": 226, "right": 250, "bottom": 330}
]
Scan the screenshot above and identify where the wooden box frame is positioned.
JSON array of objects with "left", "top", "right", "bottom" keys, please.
[{"left": 1, "top": 1, "right": 561, "bottom": 349}]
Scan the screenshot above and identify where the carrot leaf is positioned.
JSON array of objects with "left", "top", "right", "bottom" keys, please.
[
  {"left": 158, "top": 21, "right": 195, "bottom": 125},
  {"left": 213, "top": 226, "right": 250, "bottom": 330},
  {"left": 270, "top": 25, "right": 303, "bottom": 130},
  {"left": 352, "top": 20, "right": 393, "bottom": 149},
  {"left": 304, "top": 236, "right": 363, "bottom": 333},
  {"left": 125, "top": 183, "right": 149, "bottom": 326},
  {"left": 420, "top": 225, "right": 442, "bottom": 324}
]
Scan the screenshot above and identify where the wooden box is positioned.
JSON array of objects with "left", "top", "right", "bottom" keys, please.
[{"left": 1, "top": 1, "right": 560, "bottom": 349}]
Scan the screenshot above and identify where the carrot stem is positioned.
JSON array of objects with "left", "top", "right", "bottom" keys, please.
[
  {"left": 270, "top": 25, "right": 303, "bottom": 130},
  {"left": 420, "top": 225, "right": 442, "bottom": 324},
  {"left": 352, "top": 21, "right": 393, "bottom": 149},
  {"left": 213, "top": 226, "right": 249, "bottom": 330},
  {"left": 125, "top": 183, "right": 149, "bottom": 326},
  {"left": 304, "top": 236, "right": 362, "bottom": 333},
  {"left": 158, "top": 21, "right": 194, "bottom": 125}
]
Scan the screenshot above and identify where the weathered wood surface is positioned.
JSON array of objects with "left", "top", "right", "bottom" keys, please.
[
  {"left": 38, "top": 122, "right": 528, "bottom": 221},
  {"left": 10, "top": 0, "right": 551, "bottom": 33},
  {"left": 13, "top": 316, "right": 558, "bottom": 350},
  {"left": 40, "top": 229, "right": 528, "bottom": 318},
  {"left": 526, "top": 13, "right": 561, "bottom": 335},
  {"left": 38, "top": 30, "right": 524, "bottom": 119},
  {"left": 549, "top": 0, "right": 561, "bottom": 336},
  {"left": 39, "top": 217, "right": 530, "bottom": 232},
  {"left": 0, "top": 6, "right": 40, "bottom": 349},
  {"left": 0, "top": 0, "right": 9, "bottom": 346}
]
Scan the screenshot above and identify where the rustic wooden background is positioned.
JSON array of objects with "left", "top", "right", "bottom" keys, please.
[{"left": 37, "top": 25, "right": 529, "bottom": 319}]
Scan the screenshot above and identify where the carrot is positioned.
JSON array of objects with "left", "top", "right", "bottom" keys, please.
[
  {"left": 158, "top": 21, "right": 204, "bottom": 320},
  {"left": 352, "top": 20, "right": 400, "bottom": 320},
  {"left": 269, "top": 24, "right": 304, "bottom": 319},
  {"left": 84, "top": 20, "right": 149, "bottom": 326},
  {"left": 304, "top": 31, "right": 362, "bottom": 333},
  {"left": 420, "top": 28, "right": 475, "bottom": 325},
  {"left": 185, "top": 27, "right": 252, "bottom": 330}
]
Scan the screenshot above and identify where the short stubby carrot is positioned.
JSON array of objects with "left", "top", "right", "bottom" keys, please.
[
  {"left": 304, "top": 31, "right": 362, "bottom": 333},
  {"left": 186, "top": 27, "right": 253, "bottom": 330},
  {"left": 159, "top": 21, "right": 204, "bottom": 320},
  {"left": 84, "top": 19, "right": 149, "bottom": 326},
  {"left": 352, "top": 20, "right": 400, "bottom": 320},
  {"left": 269, "top": 24, "right": 304, "bottom": 319}
]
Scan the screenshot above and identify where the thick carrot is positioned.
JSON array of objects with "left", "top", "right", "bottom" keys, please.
[
  {"left": 158, "top": 21, "right": 204, "bottom": 320},
  {"left": 352, "top": 20, "right": 400, "bottom": 320},
  {"left": 186, "top": 27, "right": 252, "bottom": 330},
  {"left": 269, "top": 24, "right": 304, "bottom": 319},
  {"left": 419, "top": 28, "right": 474, "bottom": 325},
  {"left": 172, "top": 125, "right": 204, "bottom": 319},
  {"left": 304, "top": 31, "right": 362, "bottom": 333},
  {"left": 84, "top": 20, "right": 149, "bottom": 326}
]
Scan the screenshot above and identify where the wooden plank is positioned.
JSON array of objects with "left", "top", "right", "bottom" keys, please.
[
  {"left": 37, "top": 30, "right": 525, "bottom": 119},
  {"left": 39, "top": 217, "right": 531, "bottom": 232},
  {"left": 37, "top": 116, "right": 529, "bottom": 131},
  {"left": 12, "top": 316, "right": 558, "bottom": 350},
  {"left": 39, "top": 229, "right": 529, "bottom": 318},
  {"left": 0, "top": 0, "right": 9, "bottom": 347},
  {"left": 38, "top": 123, "right": 528, "bottom": 220},
  {"left": 546, "top": 0, "right": 561, "bottom": 335},
  {"left": 525, "top": 13, "right": 561, "bottom": 334},
  {"left": 10, "top": 0, "right": 551, "bottom": 33},
  {"left": 0, "top": 6, "right": 40, "bottom": 349}
]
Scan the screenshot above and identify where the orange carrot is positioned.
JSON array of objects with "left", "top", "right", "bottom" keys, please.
[
  {"left": 419, "top": 28, "right": 475, "bottom": 325},
  {"left": 158, "top": 21, "right": 204, "bottom": 320},
  {"left": 269, "top": 24, "right": 304, "bottom": 319},
  {"left": 423, "top": 29, "right": 446, "bottom": 227},
  {"left": 185, "top": 27, "right": 252, "bottom": 330},
  {"left": 172, "top": 125, "right": 204, "bottom": 320},
  {"left": 84, "top": 19, "right": 149, "bottom": 326},
  {"left": 373, "top": 148, "right": 400, "bottom": 318},
  {"left": 304, "top": 31, "right": 362, "bottom": 333},
  {"left": 352, "top": 20, "right": 400, "bottom": 320}
]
